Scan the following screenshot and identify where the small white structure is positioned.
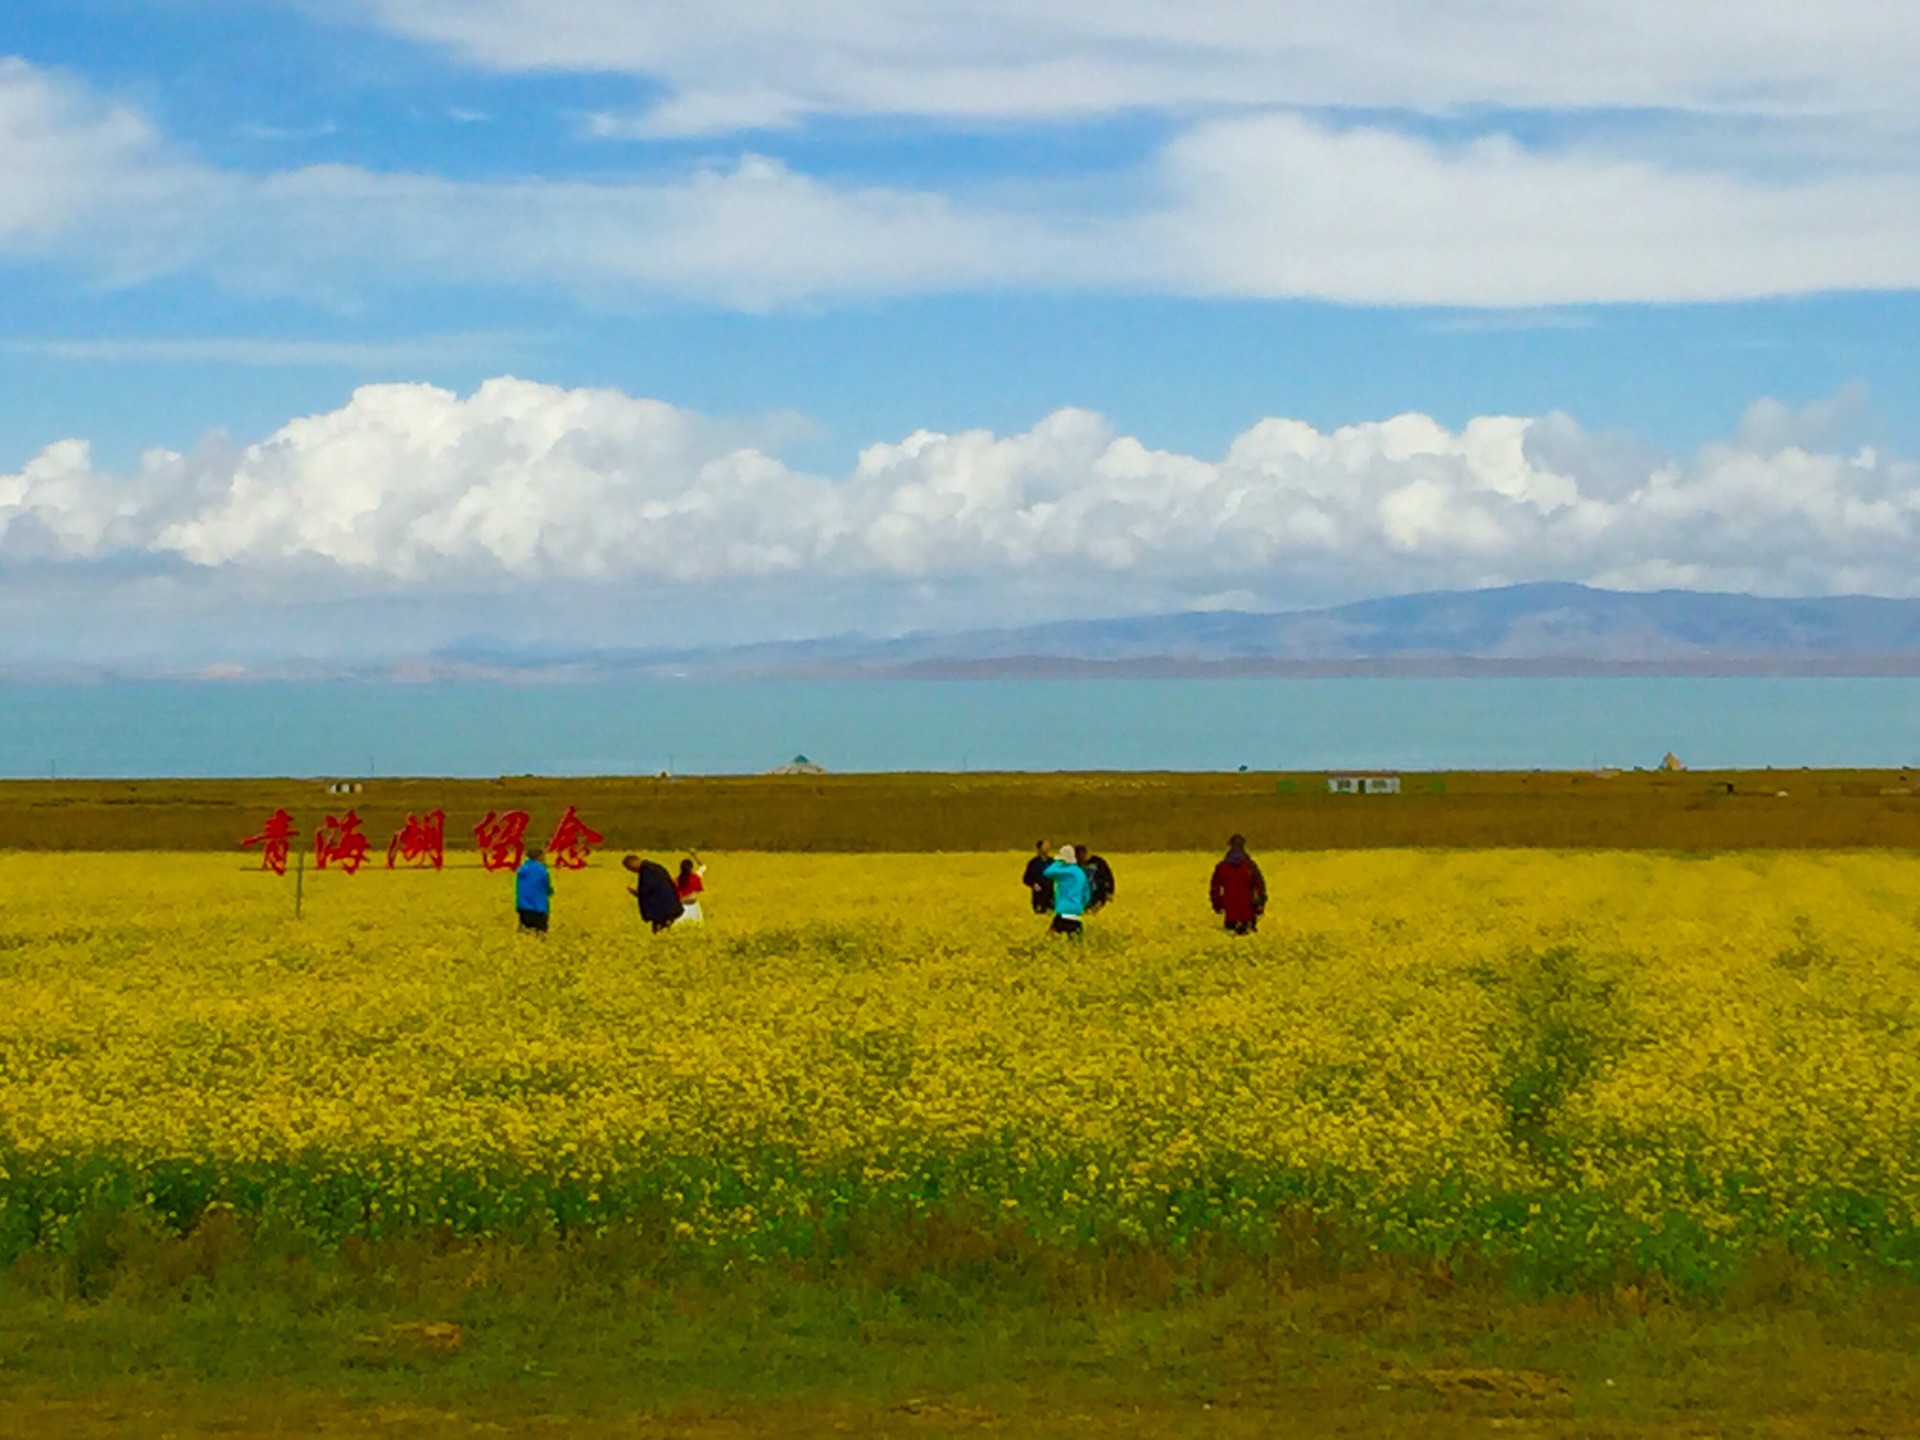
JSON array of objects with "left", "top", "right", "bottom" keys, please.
[
  {"left": 764, "top": 754, "right": 830, "bottom": 776},
  {"left": 1327, "top": 774, "right": 1401, "bottom": 795}
]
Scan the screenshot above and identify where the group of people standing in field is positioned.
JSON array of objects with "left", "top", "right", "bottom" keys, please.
[
  {"left": 512, "top": 848, "right": 705, "bottom": 936},
  {"left": 1021, "top": 842, "right": 1117, "bottom": 937},
  {"left": 508, "top": 832, "right": 1267, "bottom": 939},
  {"left": 1021, "top": 834, "right": 1268, "bottom": 937}
]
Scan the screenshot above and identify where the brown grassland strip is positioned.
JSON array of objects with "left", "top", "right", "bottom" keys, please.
[{"left": 8, "top": 768, "right": 1920, "bottom": 852}]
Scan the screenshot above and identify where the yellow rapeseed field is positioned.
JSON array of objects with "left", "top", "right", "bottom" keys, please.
[{"left": 2, "top": 849, "right": 1918, "bottom": 1286}]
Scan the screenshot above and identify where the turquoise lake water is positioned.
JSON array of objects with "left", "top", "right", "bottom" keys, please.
[{"left": 5, "top": 677, "right": 1920, "bottom": 777}]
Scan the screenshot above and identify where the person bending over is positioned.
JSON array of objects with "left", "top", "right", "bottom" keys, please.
[{"left": 623, "top": 854, "right": 685, "bottom": 933}]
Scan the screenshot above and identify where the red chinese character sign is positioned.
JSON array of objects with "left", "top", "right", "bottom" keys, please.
[
  {"left": 248, "top": 806, "right": 597, "bottom": 879},
  {"left": 242, "top": 809, "right": 300, "bottom": 875},
  {"left": 313, "top": 810, "right": 371, "bottom": 874},
  {"left": 387, "top": 810, "right": 446, "bottom": 870},
  {"left": 546, "top": 806, "right": 604, "bottom": 870},
  {"left": 474, "top": 810, "right": 532, "bottom": 872}
]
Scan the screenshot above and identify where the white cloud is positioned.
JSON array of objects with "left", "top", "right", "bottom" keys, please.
[
  {"left": 221, "top": 154, "right": 1074, "bottom": 307},
  {"left": 360, "top": 1, "right": 1920, "bottom": 134},
  {"left": 1140, "top": 114, "right": 1920, "bottom": 305},
  {"left": 6, "top": 379, "right": 1919, "bottom": 621},
  {"left": 10, "top": 57, "right": 1920, "bottom": 307},
  {"left": 0, "top": 57, "right": 202, "bottom": 251}
]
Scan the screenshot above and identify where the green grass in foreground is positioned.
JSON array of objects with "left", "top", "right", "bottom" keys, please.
[{"left": 3, "top": 1220, "right": 1920, "bottom": 1436}]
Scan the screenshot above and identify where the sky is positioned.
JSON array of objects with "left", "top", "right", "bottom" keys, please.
[{"left": 5, "top": 1, "right": 1920, "bottom": 669}]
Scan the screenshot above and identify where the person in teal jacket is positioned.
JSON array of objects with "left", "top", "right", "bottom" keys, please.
[{"left": 1043, "top": 843, "right": 1092, "bottom": 938}]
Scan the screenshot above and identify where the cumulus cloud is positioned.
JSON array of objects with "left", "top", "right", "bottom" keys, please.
[
  {"left": 361, "top": 1, "right": 1920, "bottom": 134},
  {"left": 10, "top": 57, "right": 1920, "bottom": 307},
  {"left": 5, "top": 379, "right": 1918, "bottom": 628}
]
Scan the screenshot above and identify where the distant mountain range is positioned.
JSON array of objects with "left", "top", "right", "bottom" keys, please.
[{"left": 421, "top": 584, "right": 1920, "bottom": 680}]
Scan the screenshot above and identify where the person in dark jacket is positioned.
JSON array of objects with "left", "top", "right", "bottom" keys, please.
[
  {"left": 1021, "top": 841, "right": 1054, "bottom": 914},
  {"left": 623, "top": 854, "right": 685, "bottom": 932},
  {"left": 1210, "top": 834, "right": 1267, "bottom": 936},
  {"left": 1082, "top": 849, "right": 1115, "bottom": 912}
]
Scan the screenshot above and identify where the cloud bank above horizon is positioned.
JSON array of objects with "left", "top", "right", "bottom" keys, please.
[{"left": 3, "top": 376, "right": 1915, "bottom": 664}]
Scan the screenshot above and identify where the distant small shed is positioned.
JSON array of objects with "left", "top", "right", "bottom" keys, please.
[{"left": 1327, "top": 774, "right": 1401, "bottom": 795}]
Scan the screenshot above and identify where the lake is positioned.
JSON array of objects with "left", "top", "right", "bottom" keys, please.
[{"left": 5, "top": 677, "right": 1920, "bottom": 778}]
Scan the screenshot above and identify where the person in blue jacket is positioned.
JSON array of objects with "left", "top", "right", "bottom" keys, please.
[
  {"left": 515, "top": 845, "right": 554, "bottom": 936},
  {"left": 1043, "top": 843, "right": 1092, "bottom": 938}
]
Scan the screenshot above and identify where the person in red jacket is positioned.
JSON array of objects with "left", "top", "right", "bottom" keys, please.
[{"left": 1210, "top": 834, "right": 1267, "bottom": 936}]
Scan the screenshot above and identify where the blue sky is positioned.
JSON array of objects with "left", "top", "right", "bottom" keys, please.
[{"left": 5, "top": 2, "right": 1920, "bottom": 668}]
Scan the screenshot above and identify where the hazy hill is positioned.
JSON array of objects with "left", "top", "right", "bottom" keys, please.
[
  {"left": 410, "top": 584, "right": 1920, "bottom": 679},
  {"left": 670, "top": 584, "right": 1920, "bottom": 676}
]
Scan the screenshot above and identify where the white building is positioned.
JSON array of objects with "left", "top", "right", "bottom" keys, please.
[{"left": 1326, "top": 774, "right": 1401, "bottom": 795}]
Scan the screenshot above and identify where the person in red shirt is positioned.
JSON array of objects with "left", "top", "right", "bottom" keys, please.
[
  {"left": 1210, "top": 834, "right": 1267, "bottom": 936},
  {"left": 675, "top": 857, "right": 706, "bottom": 924}
]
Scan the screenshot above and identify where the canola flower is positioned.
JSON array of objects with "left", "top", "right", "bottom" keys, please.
[{"left": 0, "top": 849, "right": 1917, "bottom": 1286}]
